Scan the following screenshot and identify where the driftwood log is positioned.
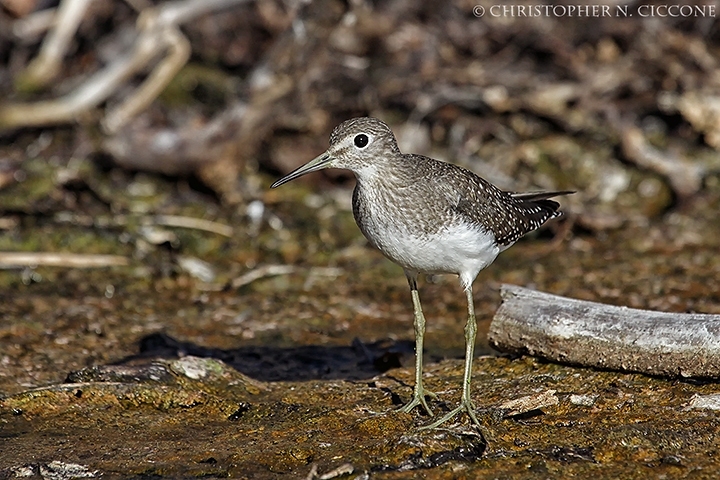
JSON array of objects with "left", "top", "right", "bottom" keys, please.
[{"left": 489, "top": 284, "right": 720, "bottom": 378}]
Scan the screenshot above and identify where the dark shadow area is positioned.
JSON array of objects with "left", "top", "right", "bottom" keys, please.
[{"left": 114, "top": 332, "right": 416, "bottom": 382}]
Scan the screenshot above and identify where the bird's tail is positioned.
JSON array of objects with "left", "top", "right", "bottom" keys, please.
[
  {"left": 511, "top": 190, "right": 574, "bottom": 217},
  {"left": 510, "top": 190, "right": 575, "bottom": 202}
]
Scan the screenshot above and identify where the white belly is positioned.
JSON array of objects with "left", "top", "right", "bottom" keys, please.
[{"left": 368, "top": 221, "right": 502, "bottom": 288}]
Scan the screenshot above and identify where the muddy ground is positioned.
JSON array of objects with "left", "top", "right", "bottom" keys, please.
[{"left": 2, "top": 1, "right": 720, "bottom": 478}]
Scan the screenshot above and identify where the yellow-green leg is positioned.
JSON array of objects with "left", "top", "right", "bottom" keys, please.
[
  {"left": 398, "top": 272, "right": 436, "bottom": 416},
  {"left": 419, "top": 286, "right": 480, "bottom": 430}
]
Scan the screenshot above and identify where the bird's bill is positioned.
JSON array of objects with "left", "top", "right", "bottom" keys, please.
[{"left": 270, "top": 152, "right": 333, "bottom": 188}]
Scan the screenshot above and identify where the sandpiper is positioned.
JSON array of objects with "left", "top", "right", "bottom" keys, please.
[{"left": 271, "top": 117, "right": 572, "bottom": 429}]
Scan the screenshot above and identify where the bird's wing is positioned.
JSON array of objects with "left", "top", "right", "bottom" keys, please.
[{"left": 431, "top": 162, "right": 568, "bottom": 246}]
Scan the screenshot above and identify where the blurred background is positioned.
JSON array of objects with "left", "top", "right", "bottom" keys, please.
[
  {"left": 2, "top": 0, "right": 720, "bottom": 476},
  {"left": 0, "top": 0, "right": 719, "bottom": 406}
]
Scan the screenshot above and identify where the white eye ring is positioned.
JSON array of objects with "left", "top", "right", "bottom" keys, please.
[{"left": 353, "top": 133, "right": 372, "bottom": 149}]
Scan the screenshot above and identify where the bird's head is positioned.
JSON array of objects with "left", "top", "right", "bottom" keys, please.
[{"left": 270, "top": 117, "right": 400, "bottom": 188}]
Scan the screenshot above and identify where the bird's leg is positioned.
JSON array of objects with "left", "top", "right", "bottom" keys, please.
[
  {"left": 398, "top": 272, "right": 435, "bottom": 417},
  {"left": 419, "top": 285, "right": 480, "bottom": 430}
]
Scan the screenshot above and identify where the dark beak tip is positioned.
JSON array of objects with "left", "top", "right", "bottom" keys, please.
[
  {"left": 268, "top": 152, "right": 331, "bottom": 190},
  {"left": 270, "top": 176, "right": 293, "bottom": 189}
]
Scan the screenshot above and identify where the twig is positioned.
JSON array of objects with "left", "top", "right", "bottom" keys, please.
[
  {"left": 231, "top": 265, "right": 343, "bottom": 289},
  {"left": 12, "top": 7, "right": 57, "bottom": 41},
  {"left": 620, "top": 125, "right": 704, "bottom": 198},
  {"left": 52, "top": 213, "right": 233, "bottom": 237},
  {"left": 152, "top": 215, "right": 233, "bottom": 237},
  {"left": 100, "top": 19, "right": 191, "bottom": 133},
  {"left": 231, "top": 265, "right": 297, "bottom": 288},
  {"left": 304, "top": 463, "right": 355, "bottom": 480},
  {"left": 318, "top": 464, "right": 354, "bottom": 480},
  {"left": 489, "top": 284, "right": 720, "bottom": 378},
  {"left": 0, "top": 253, "right": 129, "bottom": 268},
  {"left": 0, "top": 0, "right": 251, "bottom": 132},
  {"left": 17, "top": 0, "right": 91, "bottom": 89}
]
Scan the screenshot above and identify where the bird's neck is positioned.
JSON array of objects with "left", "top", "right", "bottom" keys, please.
[{"left": 351, "top": 160, "right": 409, "bottom": 187}]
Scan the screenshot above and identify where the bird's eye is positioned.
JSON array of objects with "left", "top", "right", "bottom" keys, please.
[{"left": 354, "top": 134, "right": 369, "bottom": 148}]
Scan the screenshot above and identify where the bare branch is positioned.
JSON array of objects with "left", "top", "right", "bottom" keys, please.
[
  {"left": 17, "top": 0, "right": 91, "bottom": 90},
  {"left": 231, "top": 265, "right": 343, "bottom": 289},
  {"left": 231, "top": 265, "right": 297, "bottom": 288},
  {"left": 152, "top": 215, "right": 233, "bottom": 237},
  {"left": 0, "top": 0, "right": 251, "bottom": 132},
  {"left": 489, "top": 284, "right": 720, "bottom": 378},
  {"left": 621, "top": 125, "right": 704, "bottom": 198},
  {"left": 0, "top": 252, "right": 129, "bottom": 268},
  {"left": 12, "top": 8, "right": 57, "bottom": 41}
]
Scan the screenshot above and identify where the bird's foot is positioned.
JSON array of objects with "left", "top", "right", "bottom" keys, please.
[
  {"left": 417, "top": 397, "right": 480, "bottom": 431},
  {"left": 398, "top": 387, "right": 437, "bottom": 417}
]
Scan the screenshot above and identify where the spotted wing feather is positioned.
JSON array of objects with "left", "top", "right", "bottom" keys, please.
[{"left": 426, "top": 159, "right": 571, "bottom": 246}]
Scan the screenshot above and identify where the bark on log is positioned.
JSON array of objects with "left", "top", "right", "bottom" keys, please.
[{"left": 489, "top": 284, "right": 720, "bottom": 378}]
